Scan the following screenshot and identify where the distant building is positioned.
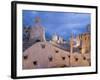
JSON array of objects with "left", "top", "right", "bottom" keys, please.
[
  {"left": 78, "top": 33, "right": 90, "bottom": 54},
  {"left": 23, "top": 26, "right": 31, "bottom": 41},
  {"left": 70, "top": 32, "right": 90, "bottom": 54},
  {"left": 52, "top": 33, "right": 64, "bottom": 44}
]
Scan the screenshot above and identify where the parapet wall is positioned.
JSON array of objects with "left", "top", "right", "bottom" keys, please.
[{"left": 23, "top": 42, "right": 90, "bottom": 69}]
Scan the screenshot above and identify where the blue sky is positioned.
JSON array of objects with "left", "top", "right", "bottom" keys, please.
[{"left": 23, "top": 10, "right": 91, "bottom": 40}]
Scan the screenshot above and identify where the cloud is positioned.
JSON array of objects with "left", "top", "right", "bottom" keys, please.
[
  {"left": 23, "top": 10, "right": 90, "bottom": 40},
  {"left": 31, "top": 11, "right": 38, "bottom": 15}
]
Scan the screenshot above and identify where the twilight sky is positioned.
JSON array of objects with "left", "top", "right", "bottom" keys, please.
[{"left": 23, "top": 10, "right": 91, "bottom": 40}]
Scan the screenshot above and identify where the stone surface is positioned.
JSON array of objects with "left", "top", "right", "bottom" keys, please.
[{"left": 23, "top": 42, "right": 90, "bottom": 69}]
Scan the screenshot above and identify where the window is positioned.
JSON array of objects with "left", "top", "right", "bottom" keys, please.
[
  {"left": 68, "top": 55, "right": 70, "bottom": 58},
  {"left": 23, "top": 55, "right": 28, "bottom": 60},
  {"left": 62, "top": 57, "right": 65, "bottom": 60},
  {"left": 33, "top": 61, "right": 37, "bottom": 65},
  {"left": 48, "top": 57, "right": 53, "bottom": 62},
  {"left": 36, "top": 39, "right": 40, "bottom": 42},
  {"left": 55, "top": 50, "right": 59, "bottom": 53},
  {"left": 83, "top": 56, "right": 86, "bottom": 60},
  {"left": 75, "top": 57, "right": 78, "bottom": 61},
  {"left": 41, "top": 44, "right": 45, "bottom": 48}
]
